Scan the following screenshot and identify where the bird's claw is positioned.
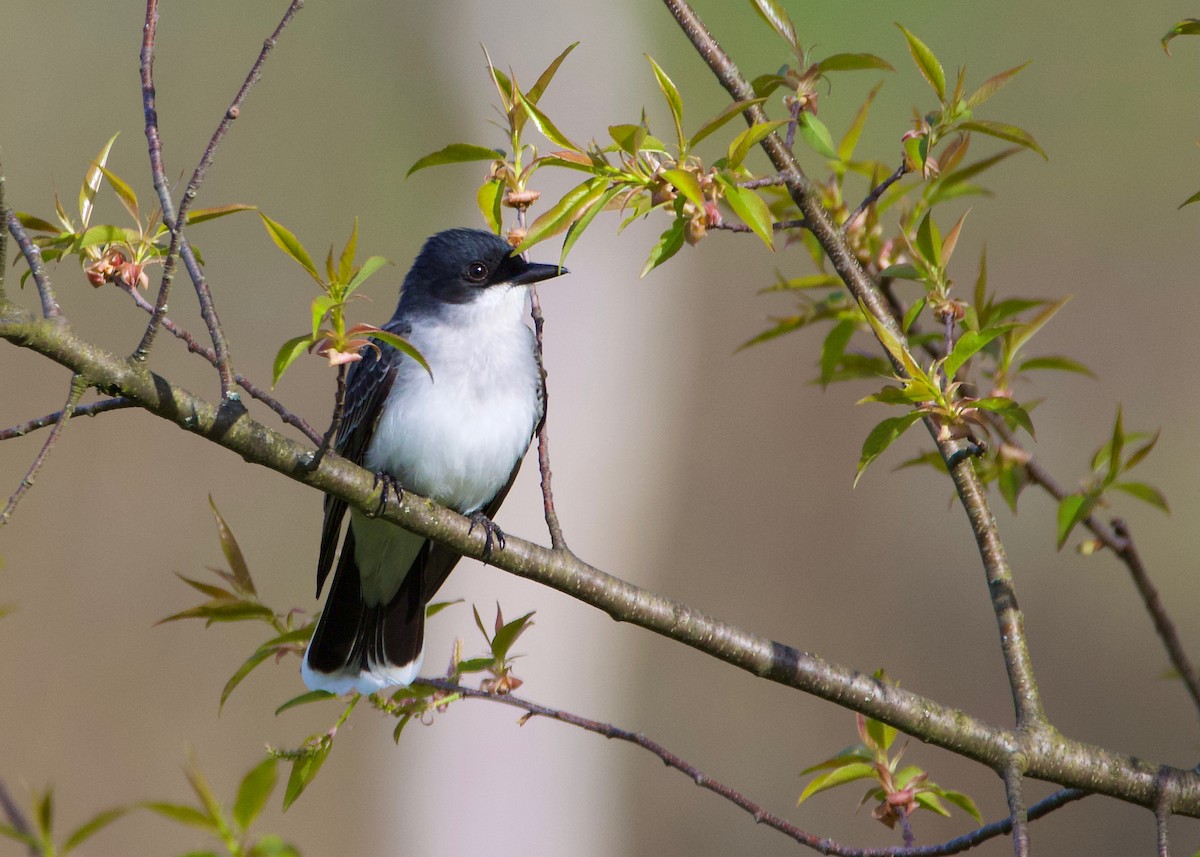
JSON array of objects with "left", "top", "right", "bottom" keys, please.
[
  {"left": 367, "top": 472, "right": 403, "bottom": 518},
  {"left": 468, "top": 512, "right": 506, "bottom": 558}
]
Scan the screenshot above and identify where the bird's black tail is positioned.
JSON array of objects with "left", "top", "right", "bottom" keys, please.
[{"left": 302, "top": 528, "right": 427, "bottom": 694}]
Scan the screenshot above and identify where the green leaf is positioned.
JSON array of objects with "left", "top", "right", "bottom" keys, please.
[
  {"left": 940, "top": 789, "right": 984, "bottom": 824},
  {"left": 879, "top": 263, "right": 921, "bottom": 280},
  {"left": 1008, "top": 296, "right": 1070, "bottom": 356},
  {"left": 518, "top": 179, "right": 606, "bottom": 252},
  {"left": 749, "top": 0, "right": 800, "bottom": 54},
  {"left": 662, "top": 168, "right": 705, "bottom": 209},
  {"left": 76, "top": 224, "right": 129, "bottom": 250},
  {"left": 859, "top": 299, "right": 922, "bottom": 380},
  {"left": 896, "top": 25, "right": 945, "bottom": 100},
  {"left": 901, "top": 297, "right": 926, "bottom": 334},
  {"left": 943, "top": 326, "right": 1011, "bottom": 379},
  {"left": 426, "top": 599, "right": 463, "bottom": 618},
  {"left": 796, "top": 113, "right": 839, "bottom": 160},
  {"left": 35, "top": 789, "right": 53, "bottom": 842},
  {"left": 1162, "top": 18, "right": 1200, "bottom": 55},
  {"left": 173, "top": 572, "right": 237, "bottom": 602},
  {"left": 820, "top": 320, "right": 857, "bottom": 387},
  {"left": 688, "top": 99, "right": 764, "bottom": 150},
  {"left": 477, "top": 180, "right": 504, "bottom": 234},
  {"left": 965, "top": 61, "right": 1031, "bottom": 109},
  {"left": 80, "top": 132, "right": 119, "bottom": 229},
  {"left": 186, "top": 204, "right": 256, "bottom": 226},
  {"left": 608, "top": 124, "right": 647, "bottom": 156},
  {"left": 233, "top": 758, "right": 278, "bottom": 831},
  {"left": 283, "top": 741, "right": 331, "bottom": 811},
  {"left": 815, "top": 53, "right": 895, "bottom": 74},
  {"left": 96, "top": 164, "right": 139, "bottom": 222},
  {"left": 15, "top": 212, "right": 61, "bottom": 233},
  {"left": 345, "top": 255, "right": 391, "bottom": 295},
  {"left": 750, "top": 73, "right": 788, "bottom": 98},
  {"left": 718, "top": 177, "right": 774, "bottom": 249},
  {"left": 406, "top": 143, "right": 503, "bottom": 178},
  {"left": 336, "top": 218, "right": 359, "bottom": 285},
  {"left": 560, "top": 184, "right": 624, "bottom": 265},
  {"left": 839, "top": 83, "right": 883, "bottom": 162},
  {"left": 491, "top": 611, "right": 535, "bottom": 661},
  {"left": 527, "top": 42, "right": 579, "bottom": 105},
  {"left": 220, "top": 649, "right": 274, "bottom": 711},
  {"left": 1112, "top": 481, "right": 1169, "bottom": 513},
  {"left": 1179, "top": 188, "right": 1200, "bottom": 209},
  {"left": 957, "top": 120, "right": 1047, "bottom": 160},
  {"left": 727, "top": 119, "right": 789, "bottom": 170},
  {"left": 640, "top": 216, "right": 686, "bottom": 277},
  {"left": 455, "top": 656, "right": 496, "bottom": 674},
  {"left": 864, "top": 716, "right": 897, "bottom": 752},
  {"left": 914, "top": 212, "right": 942, "bottom": 269},
  {"left": 1056, "top": 493, "right": 1095, "bottom": 550},
  {"left": 272, "top": 334, "right": 313, "bottom": 387},
  {"left": 274, "top": 690, "right": 336, "bottom": 717},
  {"left": 139, "top": 801, "right": 215, "bottom": 831},
  {"left": 370, "top": 329, "right": 433, "bottom": 380},
  {"left": 855, "top": 412, "right": 924, "bottom": 487},
  {"left": 646, "top": 55, "right": 685, "bottom": 153},
  {"left": 972, "top": 397, "right": 1035, "bottom": 438},
  {"left": 914, "top": 790, "right": 952, "bottom": 817},
  {"left": 259, "top": 213, "right": 320, "bottom": 281},
  {"left": 514, "top": 88, "right": 581, "bottom": 152},
  {"left": 1124, "top": 429, "right": 1160, "bottom": 471},
  {"left": 738, "top": 316, "right": 805, "bottom": 350},
  {"left": 61, "top": 806, "right": 130, "bottom": 854},
  {"left": 0, "top": 823, "right": 39, "bottom": 850},
  {"left": 1017, "top": 355, "right": 1094, "bottom": 376},
  {"left": 798, "top": 761, "right": 876, "bottom": 803},
  {"left": 209, "top": 496, "right": 255, "bottom": 598}
]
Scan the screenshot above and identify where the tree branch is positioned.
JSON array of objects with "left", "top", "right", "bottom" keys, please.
[
  {"left": 1, "top": 373, "right": 86, "bottom": 526},
  {"left": 0, "top": 397, "right": 134, "bottom": 441},
  {"left": 3, "top": 303, "right": 1198, "bottom": 817},
  {"left": 658, "top": 0, "right": 1047, "bottom": 732},
  {"left": 4, "top": 212, "right": 60, "bottom": 320}
]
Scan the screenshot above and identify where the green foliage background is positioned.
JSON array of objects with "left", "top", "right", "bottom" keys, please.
[{"left": 1, "top": 1, "right": 1198, "bottom": 854}]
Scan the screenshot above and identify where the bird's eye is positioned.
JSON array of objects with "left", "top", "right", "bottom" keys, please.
[{"left": 465, "top": 261, "right": 489, "bottom": 283}]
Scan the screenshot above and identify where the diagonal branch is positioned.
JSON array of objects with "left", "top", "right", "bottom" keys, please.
[
  {"left": 659, "top": 0, "right": 1047, "bottom": 733},
  {"left": 1, "top": 373, "right": 87, "bottom": 526},
  {"left": 4, "top": 212, "right": 60, "bottom": 320},
  {"left": 416, "top": 678, "right": 1086, "bottom": 856},
  {"left": 3, "top": 303, "right": 1199, "bottom": 818},
  {"left": 0, "top": 397, "right": 135, "bottom": 441}
]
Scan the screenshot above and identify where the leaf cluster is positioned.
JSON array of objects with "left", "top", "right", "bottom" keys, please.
[
  {"left": 15, "top": 133, "right": 252, "bottom": 290},
  {"left": 259, "top": 215, "right": 428, "bottom": 385},
  {"left": 799, "top": 676, "right": 981, "bottom": 834}
]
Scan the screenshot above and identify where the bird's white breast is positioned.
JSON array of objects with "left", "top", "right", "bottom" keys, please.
[{"left": 364, "top": 285, "right": 540, "bottom": 515}]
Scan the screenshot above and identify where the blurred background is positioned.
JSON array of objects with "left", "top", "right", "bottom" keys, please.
[{"left": 2, "top": 1, "right": 1199, "bottom": 854}]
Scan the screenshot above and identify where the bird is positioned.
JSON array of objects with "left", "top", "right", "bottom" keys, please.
[{"left": 301, "top": 228, "right": 567, "bottom": 695}]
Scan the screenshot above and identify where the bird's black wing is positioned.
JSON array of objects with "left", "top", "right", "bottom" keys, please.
[{"left": 314, "top": 319, "right": 410, "bottom": 597}]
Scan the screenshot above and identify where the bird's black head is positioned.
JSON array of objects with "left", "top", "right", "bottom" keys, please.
[{"left": 397, "top": 228, "right": 566, "bottom": 312}]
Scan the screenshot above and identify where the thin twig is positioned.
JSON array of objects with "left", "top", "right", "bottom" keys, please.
[
  {"left": 0, "top": 779, "right": 36, "bottom": 857},
  {"left": 4, "top": 211, "right": 60, "bottom": 319},
  {"left": 710, "top": 218, "right": 808, "bottom": 233},
  {"left": 843, "top": 161, "right": 908, "bottom": 234},
  {"left": 898, "top": 808, "right": 916, "bottom": 848},
  {"left": 415, "top": 678, "right": 1085, "bottom": 856},
  {"left": 785, "top": 99, "right": 801, "bottom": 151},
  {"left": 1, "top": 374, "right": 86, "bottom": 526},
  {"left": 311, "top": 363, "right": 346, "bottom": 468},
  {"left": 119, "top": 281, "right": 322, "bottom": 444},
  {"left": 1002, "top": 758, "right": 1030, "bottom": 857},
  {"left": 529, "top": 286, "right": 569, "bottom": 550},
  {"left": 0, "top": 168, "right": 8, "bottom": 305},
  {"left": 0, "top": 397, "right": 135, "bottom": 440},
  {"left": 135, "top": 0, "right": 304, "bottom": 400},
  {"left": 739, "top": 174, "right": 789, "bottom": 189}
]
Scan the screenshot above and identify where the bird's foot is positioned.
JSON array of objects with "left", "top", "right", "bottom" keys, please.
[
  {"left": 468, "top": 511, "right": 506, "bottom": 558},
  {"left": 367, "top": 472, "right": 403, "bottom": 518}
]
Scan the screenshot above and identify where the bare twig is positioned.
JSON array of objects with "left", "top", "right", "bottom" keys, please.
[
  {"left": 135, "top": 0, "right": 304, "bottom": 400},
  {"left": 529, "top": 285, "right": 569, "bottom": 550},
  {"left": 118, "top": 281, "right": 322, "bottom": 444},
  {"left": 415, "top": 678, "right": 1085, "bottom": 856},
  {"left": 1, "top": 374, "right": 86, "bottom": 526},
  {"left": 710, "top": 218, "right": 808, "bottom": 233},
  {"left": 0, "top": 169, "right": 8, "bottom": 305},
  {"left": 1002, "top": 758, "right": 1030, "bottom": 857},
  {"left": 0, "top": 397, "right": 135, "bottom": 440},
  {"left": 739, "top": 174, "right": 789, "bottom": 189},
  {"left": 0, "top": 779, "right": 35, "bottom": 857},
  {"left": 4, "top": 211, "right": 60, "bottom": 319},
  {"left": 311, "top": 363, "right": 346, "bottom": 468},
  {"left": 843, "top": 161, "right": 908, "bottom": 234}
]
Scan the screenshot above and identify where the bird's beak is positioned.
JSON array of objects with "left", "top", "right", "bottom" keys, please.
[{"left": 510, "top": 261, "right": 568, "bottom": 285}]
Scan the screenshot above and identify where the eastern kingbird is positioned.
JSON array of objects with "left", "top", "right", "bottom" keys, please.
[{"left": 302, "top": 228, "right": 566, "bottom": 695}]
